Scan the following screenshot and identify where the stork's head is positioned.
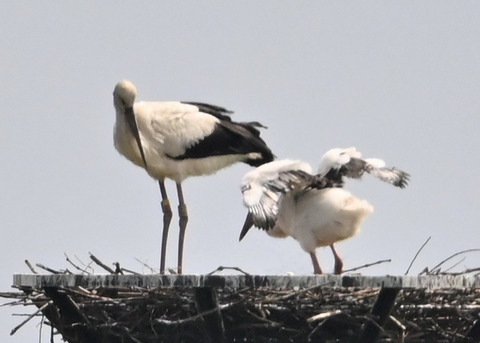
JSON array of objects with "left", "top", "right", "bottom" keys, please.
[{"left": 113, "top": 80, "right": 137, "bottom": 109}]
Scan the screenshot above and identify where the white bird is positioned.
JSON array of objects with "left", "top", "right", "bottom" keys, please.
[
  {"left": 239, "top": 147, "right": 409, "bottom": 274},
  {"left": 113, "top": 80, "right": 274, "bottom": 274}
]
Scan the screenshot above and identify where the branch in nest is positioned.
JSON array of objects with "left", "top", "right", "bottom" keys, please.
[
  {"left": 307, "top": 310, "right": 342, "bottom": 323},
  {"left": 89, "top": 252, "right": 115, "bottom": 274},
  {"left": 10, "top": 301, "right": 52, "bottom": 336},
  {"left": 263, "top": 282, "right": 335, "bottom": 303},
  {"left": 24, "top": 260, "right": 38, "bottom": 274},
  {"left": 244, "top": 307, "right": 281, "bottom": 327},
  {"left": 426, "top": 249, "right": 480, "bottom": 275},
  {"left": 35, "top": 264, "right": 64, "bottom": 274},
  {"left": 207, "top": 266, "right": 251, "bottom": 276},
  {"left": 342, "top": 259, "right": 392, "bottom": 274},
  {"left": 64, "top": 253, "right": 91, "bottom": 274},
  {"left": 405, "top": 236, "right": 431, "bottom": 275},
  {"left": 440, "top": 267, "right": 480, "bottom": 276},
  {"left": 155, "top": 307, "right": 221, "bottom": 325},
  {"left": 134, "top": 258, "right": 158, "bottom": 274},
  {"left": 120, "top": 267, "right": 141, "bottom": 275}
]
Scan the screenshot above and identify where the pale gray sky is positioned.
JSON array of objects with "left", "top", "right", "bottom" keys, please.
[{"left": 1, "top": 2, "right": 479, "bottom": 341}]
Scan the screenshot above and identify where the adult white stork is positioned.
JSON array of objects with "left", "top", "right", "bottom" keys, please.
[
  {"left": 113, "top": 80, "right": 274, "bottom": 274},
  {"left": 239, "top": 147, "right": 409, "bottom": 274}
]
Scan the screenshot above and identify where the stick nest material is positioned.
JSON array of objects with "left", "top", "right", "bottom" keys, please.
[
  {"left": 1, "top": 252, "right": 479, "bottom": 343},
  {"left": 2, "top": 279, "right": 479, "bottom": 342}
]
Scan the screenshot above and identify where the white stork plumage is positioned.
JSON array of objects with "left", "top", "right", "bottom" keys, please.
[
  {"left": 239, "top": 147, "right": 409, "bottom": 275},
  {"left": 113, "top": 80, "right": 274, "bottom": 274}
]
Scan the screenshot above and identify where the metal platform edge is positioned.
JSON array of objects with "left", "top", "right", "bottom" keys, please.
[{"left": 12, "top": 274, "right": 480, "bottom": 290}]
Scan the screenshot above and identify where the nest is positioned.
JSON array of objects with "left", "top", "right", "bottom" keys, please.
[
  {"left": 1, "top": 251, "right": 479, "bottom": 343},
  {"left": 2, "top": 278, "right": 479, "bottom": 343}
]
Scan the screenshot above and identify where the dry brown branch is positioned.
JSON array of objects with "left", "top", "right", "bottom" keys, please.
[
  {"left": 444, "top": 267, "right": 480, "bottom": 276},
  {"left": 155, "top": 307, "right": 221, "bottom": 325},
  {"left": 263, "top": 282, "right": 334, "bottom": 303},
  {"left": 89, "top": 252, "right": 115, "bottom": 274},
  {"left": 427, "top": 249, "right": 480, "bottom": 275},
  {"left": 35, "top": 264, "right": 63, "bottom": 274},
  {"left": 134, "top": 257, "right": 157, "bottom": 274},
  {"left": 120, "top": 267, "right": 141, "bottom": 275},
  {"left": 441, "top": 257, "right": 466, "bottom": 273},
  {"left": 10, "top": 301, "right": 52, "bottom": 336},
  {"left": 24, "top": 260, "right": 38, "bottom": 274},
  {"left": 307, "top": 310, "right": 342, "bottom": 323},
  {"left": 0, "top": 292, "right": 26, "bottom": 301},
  {"left": 207, "top": 266, "right": 251, "bottom": 276},
  {"left": 74, "top": 255, "right": 94, "bottom": 273},
  {"left": 389, "top": 314, "right": 406, "bottom": 331},
  {"left": 405, "top": 236, "right": 431, "bottom": 275},
  {"left": 342, "top": 259, "right": 392, "bottom": 273},
  {"left": 64, "top": 253, "right": 90, "bottom": 274},
  {"left": 245, "top": 307, "right": 282, "bottom": 327}
]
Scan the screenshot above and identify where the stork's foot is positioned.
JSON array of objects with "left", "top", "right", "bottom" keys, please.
[
  {"left": 160, "top": 198, "right": 173, "bottom": 274},
  {"left": 177, "top": 203, "right": 188, "bottom": 275},
  {"left": 310, "top": 252, "right": 323, "bottom": 275},
  {"left": 159, "top": 180, "right": 173, "bottom": 275},
  {"left": 330, "top": 244, "right": 343, "bottom": 275},
  {"left": 333, "top": 260, "right": 343, "bottom": 275}
]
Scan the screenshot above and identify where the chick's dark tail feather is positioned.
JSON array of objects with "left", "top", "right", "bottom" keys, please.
[{"left": 239, "top": 212, "right": 254, "bottom": 241}]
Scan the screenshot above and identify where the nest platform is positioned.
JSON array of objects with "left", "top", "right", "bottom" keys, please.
[{"left": 4, "top": 274, "right": 480, "bottom": 343}]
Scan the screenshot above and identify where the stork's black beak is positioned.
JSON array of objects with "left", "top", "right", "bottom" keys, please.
[
  {"left": 124, "top": 107, "right": 148, "bottom": 170},
  {"left": 239, "top": 212, "right": 254, "bottom": 241}
]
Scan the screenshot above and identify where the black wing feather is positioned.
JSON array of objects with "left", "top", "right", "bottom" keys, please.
[
  {"left": 169, "top": 120, "right": 274, "bottom": 166},
  {"left": 182, "top": 101, "right": 233, "bottom": 120}
]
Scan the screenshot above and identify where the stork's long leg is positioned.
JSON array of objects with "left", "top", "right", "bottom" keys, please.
[
  {"left": 330, "top": 244, "right": 343, "bottom": 275},
  {"left": 176, "top": 182, "right": 189, "bottom": 274},
  {"left": 310, "top": 252, "right": 323, "bottom": 275},
  {"left": 158, "top": 180, "right": 173, "bottom": 274}
]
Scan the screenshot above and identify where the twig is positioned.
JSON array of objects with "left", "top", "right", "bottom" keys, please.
[
  {"left": 64, "top": 253, "right": 90, "bottom": 274},
  {"left": 134, "top": 258, "right": 157, "bottom": 274},
  {"left": 428, "top": 249, "right": 480, "bottom": 275},
  {"left": 10, "top": 301, "right": 52, "bottom": 335},
  {"left": 342, "top": 259, "right": 391, "bottom": 274},
  {"left": 441, "top": 267, "right": 480, "bottom": 276},
  {"left": 207, "top": 266, "right": 251, "bottom": 276},
  {"left": 307, "top": 310, "right": 342, "bottom": 323},
  {"left": 307, "top": 318, "right": 327, "bottom": 340},
  {"left": 263, "top": 282, "right": 335, "bottom": 303},
  {"left": 35, "top": 264, "right": 62, "bottom": 274},
  {"left": 24, "top": 260, "right": 38, "bottom": 274},
  {"left": 74, "top": 255, "right": 94, "bottom": 273},
  {"left": 89, "top": 252, "right": 115, "bottom": 274},
  {"left": 38, "top": 312, "right": 43, "bottom": 343},
  {"left": 155, "top": 307, "right": 221, "bottom": 325},
  {"left": 405, "top": 236, "right": 431, "bottom": 275},
  {"left": 120, "top": 267, "right": 141, "bottom": 275},
  {"left": 244, "top": 307, "right": 281, "bottom": 327},
  {"left": 440, "top": 257, "right": 466, "bottom": 274},
  {"left": 389, "top": 314, "right": 406, "bottom": 331},
  {"left": 1, "top": 299, "right": 28, "bottom": 307}
]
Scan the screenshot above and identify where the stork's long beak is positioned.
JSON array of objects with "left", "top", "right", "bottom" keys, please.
[
  {"left": 239, "top": 212, "right": 254, "bottom": 241},
  {"left": 125, "top": 107, "right": 148, "bottom": 170}
]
